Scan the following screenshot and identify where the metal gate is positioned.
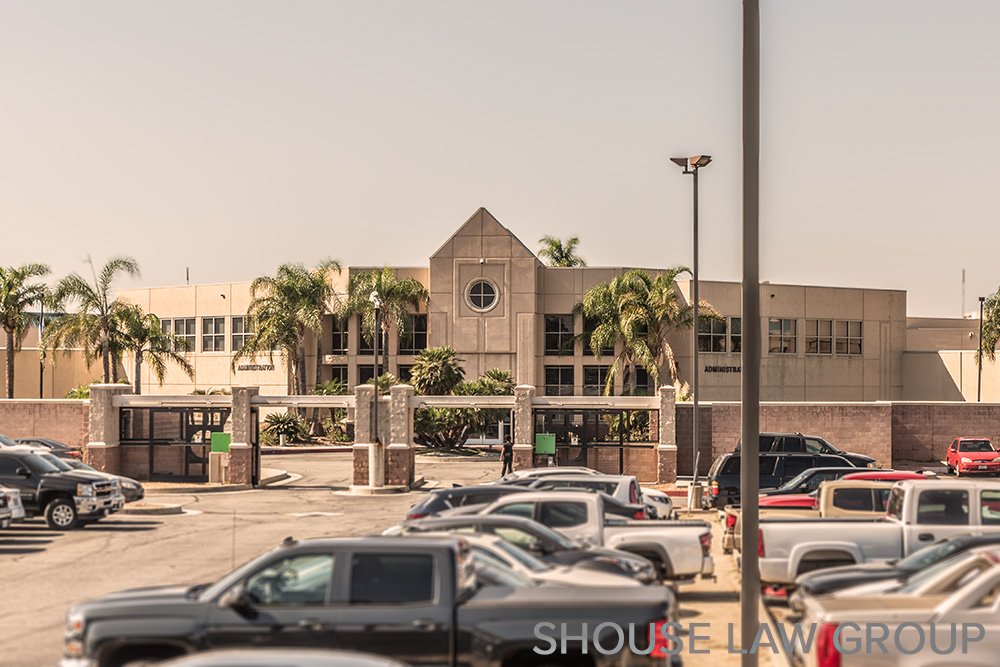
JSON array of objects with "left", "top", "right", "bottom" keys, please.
[
  {"left": 532, "top": 408, "right": 653, "bottom": 474},
  {"left": 120, "top": 406, "right": 232, "bottom": 482}
]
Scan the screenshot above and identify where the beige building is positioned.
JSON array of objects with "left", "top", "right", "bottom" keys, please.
[{"left": 2, "top": 207, "right": 997, "bottom": 401}]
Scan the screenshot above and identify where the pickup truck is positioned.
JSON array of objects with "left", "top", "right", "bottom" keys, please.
[
  {"left": 62, "top": 535, "right": 678, "bottom": 667},
  {"left": 478, "top": 490, "right": 714, "bottom": 582},
  {"left": 794, "top": 561, "right": 1000, "bottom": 667},
  {"left": 723, "top": 480, "right": 896, "bottom": 553},
  {"left": 758, "top": 479, "right": 1000, "bottom": 586},
  {"left": 0, "top": 446, "right": 124, "bottom": 529}
]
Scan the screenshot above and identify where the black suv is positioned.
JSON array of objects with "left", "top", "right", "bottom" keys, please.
[
  {"left": 0, "top": 447, "right": 124, "bottom": 529},
  {"left": 735, "top": 432, "right": 876, "bottom": 469},
  {"left": 705, "top": 452, "right": 860, "bottom": 508}
]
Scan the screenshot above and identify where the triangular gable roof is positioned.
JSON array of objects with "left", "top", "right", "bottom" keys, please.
[{"left": 430, "top": 207, "right": 540, "bottom": 262}]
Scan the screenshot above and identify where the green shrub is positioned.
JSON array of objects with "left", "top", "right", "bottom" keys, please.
[{"left": 262, "top": 412, "right": 310, "bottom": 444}]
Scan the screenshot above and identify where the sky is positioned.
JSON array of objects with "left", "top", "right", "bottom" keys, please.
[{"left": 3, "top": 0, "right": 999, "bottom": 317}]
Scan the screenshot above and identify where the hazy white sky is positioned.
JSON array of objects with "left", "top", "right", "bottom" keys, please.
[{"left": 3, "top": 1, "right": 998, "bottom": 317}]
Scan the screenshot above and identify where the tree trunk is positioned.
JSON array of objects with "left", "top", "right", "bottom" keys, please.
[
  {"left": 134, "top": 351, "right": 142, "bottom": 395},
  {"left": 101, "top": 337, "right": 111, "bottom": 383},
  {"left": 627, "top": 363, "right": 637, "bottom": 396},
  {"left": 4, "top": 328, "right": 14, "bottom": 399},
  {"left": 297, "top": 343, "right": 307, "bottom": 395}
]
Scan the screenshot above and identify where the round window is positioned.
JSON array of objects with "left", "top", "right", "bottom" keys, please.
[{"left": 467, "top": 279, "right": 498, "bottom": 312}]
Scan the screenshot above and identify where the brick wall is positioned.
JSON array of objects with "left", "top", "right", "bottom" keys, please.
[
  {"left": 0, "top": 400, "right": 89, "bottom": 446},
  {"left": 676, "top": 404, "right": 715, "bottom": 476},
  {"left": 892, "top": 404, "right": 1000, "bottom": 463}
]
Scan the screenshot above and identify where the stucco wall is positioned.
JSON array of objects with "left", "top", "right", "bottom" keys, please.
[{"left": 0, "top": 400, "right": 90, "bottom": 446}]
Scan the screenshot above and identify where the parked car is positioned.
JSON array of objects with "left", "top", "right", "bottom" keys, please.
[
  {"left": 946, "top": 437, "right": 1000, "bottom": 476},
  {"left": 495, "top": 466, "right": 602, "bottom": 484},
  {"left": 0, "top": 490, "right": 11, "bottom": 529},
  {"left": 840, "top": 470, "right": 929, "bottom": 482},
  {"left": 411, "top": 530, "right": 646, "bottom": 588},
  {"left": 757, "top": 479, "right": 1000, "bottom": 586},
  {"left": 478, "top": 490, "right": 715, "bottom": 582},
  {"left": 14, "top": 436, "right": 83, "bottom": 460},
  {"left": 723, "top": 479, "right": 897, "bottom": 553},
  {"left": 0, "top": 447, "right": 124, "bottom": 529},
  {"left": 526, "top": 473, "right": 674, "bottom": 518},
  {"left": 160, "top": 649, "right": 409, "bottom": 667},
  {"left": 795, "top": 562, "right": 1000, "bottom": 667},
  {"left": 735, "top": 432, "right": 878, "bottom": 468},
  {"left": 62, "top": 535, "right": 677, "bottom": 667},
  {"left": 385, "top": 514, "right": 659, "bottom": 583},
  {"left": 60, "top": 459, "right": 144, "bottom": 503},
  {"left": 0, "top": 484, "right": 25, "bottom": 522},
  {"left": 404, "top": 484, "right": 530, "bottom": 519},
  {"left": 642, "top": 487, "right": 675, "bottom": 519},
  {"left": 760, "top": 466, "right": 862, "bottom": 496},
  {"left": 705, "top": 452, "right": 860, "bottom": 508},
  {"left": 791, "top": 533, "right": 1000, "bottom": 610}
]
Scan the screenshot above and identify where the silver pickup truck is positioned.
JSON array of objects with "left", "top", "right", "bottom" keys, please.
[
  {"left": 478, "top": 490, "right": 715, "bottom": 583},
  {"left": 758, "top": 479, "right": 1000, "bottom": 586}
]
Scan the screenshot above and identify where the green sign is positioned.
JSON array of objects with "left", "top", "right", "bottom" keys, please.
[
  {"left": 210, "top": 432, "right": 232, "bottom": 453},
  {"left": 534, "top": 433, "right": 556, "bottom": 455}
]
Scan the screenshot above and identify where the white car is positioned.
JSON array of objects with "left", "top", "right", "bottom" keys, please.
[
  {"left": 831, "top": 546, "right": 1000, "bottom": 600},
  {"left": 0, "top": 485, "right": 25, "bottom": 521},
  {"left": 410, "top": 531, "right": 642, "bottom": 587},
  {"left": 495, "top": 466, "right": 602, "bottom": 485},
  {"left": 642, "top": 488, "right": 675, "bottom": 519}
]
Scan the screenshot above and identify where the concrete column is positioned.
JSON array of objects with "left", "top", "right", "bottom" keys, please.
[
  {"left": 657, "top": 385, "right": 679, "bottom": 484},
  {"left": 387, "top": 384, "right": 415, "bottom": 487},
  {"left": 512, "top": 384, "right": 535, "bottom": 470},
  {"left": 86, "top": 384, "right": 131, "bottom": 474},
  {"left": 229, "top": 386, "right": 259, "bottom": 485},
  {"left": 353, "top": 384, "right": 384, "bottom": 487}
]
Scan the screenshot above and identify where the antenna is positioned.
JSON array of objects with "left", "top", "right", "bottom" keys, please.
[{"left": 186, "top": 267, "right": 190, "bottom": 285}]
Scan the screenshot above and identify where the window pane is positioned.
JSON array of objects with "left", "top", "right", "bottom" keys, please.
[
  {"left": 540, "top": 501, "right": 588, "bottom": 528},
  {"left": 350, "top": 554, "right": 433, "bottom": 604},
  {"left": 246, "top": 554, "right": 333, "bottom": 606},
  {"left": 832, "top": 489, "right": 874, "bottom": 512},
  {"left": 982, "top": 490, "right": 1000, "bottom": 525},
  {"left": 917, "top": 490, "right": 969, "bottom": 525}
]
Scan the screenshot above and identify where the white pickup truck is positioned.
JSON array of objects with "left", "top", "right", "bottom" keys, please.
[
  {"left": 758, "top": 479, "right": 1000, "bottom": 586},
  {"left": 477, "top": 490, "right": 715, "bottom": 583}
]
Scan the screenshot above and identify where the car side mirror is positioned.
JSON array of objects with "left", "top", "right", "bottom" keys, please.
[
  {"left": 218, "top": 583, "right": 255, "bottom": 617},
  {"left": 15, "top": 467, "right": 31, "bottom": 478}
]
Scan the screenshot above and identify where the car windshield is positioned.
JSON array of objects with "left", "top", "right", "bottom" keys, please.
[
  {"left": 779, "top": 470, "right": 813, "bottom": 490},
  {"left": 473, "top": 557, "right": 535, "bottom": 588},
  {"left": 38, "top": 453, "right": 74, "bottom": 472},
  {"left": 0, "top": 434, "right": 18, "bottom": 447},
  {"left": 22, "top": 454, "right": 64, "bottom": 475},
  {"left": 897, "top": 552, "right": 974, "bottom": 590},
  {"left": 897, "top": 539, "right": 969, "bottom": 573},
  {"left": 494, "top": 540, "right": 550, "bottom": 573},
  {"left": 960, "top": 440, "right": 996, "bottom": 453}
]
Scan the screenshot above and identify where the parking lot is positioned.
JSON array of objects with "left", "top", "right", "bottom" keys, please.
[{"left": 1, "top": 453, "right": 769, "bottom": 667}]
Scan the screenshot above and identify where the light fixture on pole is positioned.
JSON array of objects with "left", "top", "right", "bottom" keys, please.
[
  {"left": 979, "top": 296, "right": 986, "bottom": 402},
  {"left": 369, "top": 291, "right": 384, "bottom": 487},
  {"left": 671, "top": 153, "right": 712, "bottom": 507}
]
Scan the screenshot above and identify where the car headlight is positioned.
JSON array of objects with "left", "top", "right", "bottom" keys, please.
[
  {"left": 76, "top": 484, "right": 94, "bottom": 497},
  {"left": 124, "top": 480, "right": 139, "bottom": 489},
  {"left": 111, "top": 479, "right": 121, "bottom": 489},
  {"left": 961, "top": 457, "right": 973, "bottom": 464}
]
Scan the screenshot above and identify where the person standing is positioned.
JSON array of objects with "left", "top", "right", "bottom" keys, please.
[{"left": 500, "top": 436, "right": 514, "bottom": 476}]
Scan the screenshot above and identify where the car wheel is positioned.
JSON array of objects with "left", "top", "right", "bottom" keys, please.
[{"left": 45, "top": 498, "right": 79, "bottom": 530}]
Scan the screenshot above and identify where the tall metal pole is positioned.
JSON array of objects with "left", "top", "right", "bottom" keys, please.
[
  {"left": 740, "top": 0, "right": 761, "bottom": 664},
  {"left": 692, "top": 165, "right": 700, "bottom": 491},
  {"left": 39, "top": 300, "right": 45, "bottom": 398},
  {"left": 373, "top": 306, "right": 380, "bottom": 444},
  {"left": 369, "top": 293, "right": 384, "bottom": 488},
  {"left": 979, "top": 296, "right": 986, "bottom": 402}
]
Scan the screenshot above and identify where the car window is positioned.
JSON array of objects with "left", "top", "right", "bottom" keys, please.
[
  {"left": 39, "top": 454, "right": 73, "bottom": 472},
  {"left": 0, "top": 456, "right": 22, "bottom": 476},
  {"left": 981, "top": 490, "right": 1000, "bottom": 525},
  {"left": 817, "top": 456, "right": 849, "bottom": 467},
  {"left": 781, "top": 457, "right": 814, "bottom": 479},
  {"left": 897, "top": 539, "right": 964, "bottom": 572},
  {"left": 876, "top": 489, "right": 891, "bottom": 512},
  {"left": 493, "top": 540, "right": 549, "bottom": 573},
  {"left": 759, "top": 434, "right": 778, "bottom": 451},
  {"left": 832, "top": 488, "right": 874, "bottom": 512},
  {"left": 492, "top": 502, "right": 535, "bottom": 519},
  {"left": 886, "top": 487, "right": 905, "bottom": 521},
  {"left": 804, "top": 438, "right": 833, "bottom": 454},
  {"left": 493, "top": 526, "right": 540, "bottom": 550},
  {"left": 917, "top": 490, "right": 969, "bottom": 525},
  {"left": 960, "top": 440, "right": 995, "bottom": 453},
  {"left": 720, "top": 457, "right": 740, "bottom": 475},
  {"left": 539, "top": 501, "right": 588, "bottom": 528},
  {"left": 350, "top": 553, "right": 434, "bottom": 604},
  {"left": 779, "top": 437, "right": 805, "bottom": 453},
  {"left": 245, "top": 554, "right": 334, "bottom": 606}
]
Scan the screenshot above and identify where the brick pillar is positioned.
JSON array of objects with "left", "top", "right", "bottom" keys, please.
[
  {"left": 86, "top": 384, "right": 131, "bottom": 474},
  {"left": 229, "top": 386, "right": 259, "bottom": 485},
  {"left": 657, "top": 385, "right": 678, "bottom": 483},
  {"left": 513, "top": 384, "right": 535, "bottom": 470},
  {"left": 386, "top": 384, "right": 414, "bottom": 487},
  {"left": 353, "top": 385, "right": 377, "bottom": 486}
]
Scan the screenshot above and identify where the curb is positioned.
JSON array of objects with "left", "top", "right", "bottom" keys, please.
[
  {"left": 261, "top": 471, "right": 291, "bottom": 486},
  {"left": 262, "top": 447, "right": 353, "bottom": 455},
  {"left": 145, "top": 484, "right": 251, "bottom": 495},
  {"left": 121, "top": 503, "right": 183, "bottom": 516}
]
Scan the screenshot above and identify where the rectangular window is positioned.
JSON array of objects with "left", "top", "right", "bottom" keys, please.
[
  {"left": 805, "top": 319, "right": 833, "bottom": 355},
  {"left": 768, "top": 318, "right": 797, "bottom": 354},
  {"left": 981, "top": 490, "right": 1000, "bottom": 526},
  {"left": 358, "top": 317, "right": 388, "bottom": 356},
  {"left": 583, "top": 365, "right": 610, "bottom": 396},
  {"left": 832, "top": 488, "right": 875, "bottom": 512},
  {"left": 582, "top": 316, "right": 614, "bottom": 357},
  {"left": 398, "top": 314, "right": 428, "bottom": 355},
  {"left": 698, "top": 317, "right": 727, "bottom": 353},
  {"left": 397, "top": 365, "right": 413, "bottom": 383},
  {"left": 202, "top": 317, "right": 226, "bottom": 352},
  {"left": 231, "top": 316, "right": 254, "bottom": 352},
  {"left": 330, "top": 316, "right": 348, "bottom": 355},
  {"left": 835, "top": 320, "right": 863, "bottom": 355},
  {"left": 633, "top": 366, "right": 652, "bottom": 395},
  {"left": 916, "top": 489, "right": 969, "bottom": 525},
  {"left": 350, "top": 553, "right": 434, "bottom": 604},
  {"left": 730, "top": 317, "right": 742, "bottom": 353},
  {"left": 544, "top": 366, "right": 574, "bottom": 396},
  {"left": 246, "top": 554, "right": 334, "bottom": 606},
  {"left": 544, "top": 315, "right": 575, "bottom": 356},
  {"left": 329, "top": 365, "right": 348, "bottom": 385},
  {"left": 358, "top": 365, "right": 385, "bottom": 385},
  {"left": 166, "top": 317, "right": 196, "bottom": 352}
]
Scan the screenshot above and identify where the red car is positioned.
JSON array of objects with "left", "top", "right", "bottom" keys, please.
[
  {"left": 946, "top": 437, "right": 1000, "bottom": 476},
  {"left": 758, "top": 493, "right": 817, "bottom": 509},
  {"left": 840, "top": 470, "right": 927, "bottom": 482}
]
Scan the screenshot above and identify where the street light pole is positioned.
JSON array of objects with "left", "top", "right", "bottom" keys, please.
[
  {"left": 670, "top": 154, "right": 711, "bottom": 501},
  {"left": 369, "top": 292, "right": 384, "bottom": 487},
  {"left": 39, "top": 300, "right": 45, "bottom": 398},
  {"left": 979, "top": 296, "right": 986, "bottom": 402}
]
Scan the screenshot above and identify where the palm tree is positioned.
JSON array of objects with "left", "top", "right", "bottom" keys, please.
[
  {"left": 342, "top": 267, "right": 429, "bottom": 373},
  {"left": 538, "top": 235, "right": 586, "bottom": 267},
  {"left": 45, "top": 257, "right": 140, "bottom": 383},
  {"left": 409, "top": 346, "right": 465, "bottom": 395},
  {"left": 0, "top": 263, "right": 51, "bottom": 398},
  {"left": 114, "top": 303, "right": 194, "bottom": 394},
  {"left": 580, "top": 268, "right": 718, "bottom": 395},
  {"left": 232, "top": 260, "right": 342, "bottom": 395},
  {"left": 980, "top": 288, "right": 1000, "bottom": 364}
]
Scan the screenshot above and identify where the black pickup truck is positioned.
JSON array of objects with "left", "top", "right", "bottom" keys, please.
[
  {"left": 0, "top": 447, "right": 124, "bottom": 529},
  {"left": 63, "top": 536, "right": 678, "bottom": 667}
]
